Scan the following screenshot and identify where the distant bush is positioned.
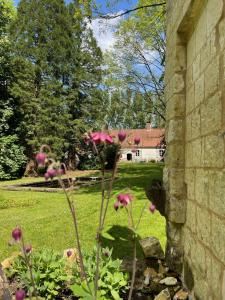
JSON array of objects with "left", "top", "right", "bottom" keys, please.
[
  {"left": 150, "top": 159, "right": 156, "bottom": 163},
  {"left": 0, "top": 135, "right": 27, "bottom": 180}
]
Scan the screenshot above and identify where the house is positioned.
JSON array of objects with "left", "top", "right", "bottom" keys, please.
[{"left": 111, "top": 124, "right": 165, "bottom": 162}]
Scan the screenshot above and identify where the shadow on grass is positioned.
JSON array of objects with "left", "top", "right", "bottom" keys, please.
[{"left": 101, "top": 225, "right": 144, "bottom": 260}]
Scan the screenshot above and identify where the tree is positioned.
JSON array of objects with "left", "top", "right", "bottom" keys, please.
[
  {"left": 10, "top": 0, "right": 102, "bottom": 169},
  {"left": 102, "top": 0, "right": 166, "bottom": 126}
]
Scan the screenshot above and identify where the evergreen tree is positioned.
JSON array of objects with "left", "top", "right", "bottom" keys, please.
[{"left": 10, "top": 0, "right": 102, "bottom": 169}]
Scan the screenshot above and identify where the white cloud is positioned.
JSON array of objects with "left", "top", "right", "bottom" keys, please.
[{"left": 89, "top": 14, "right": 123, "bottom": 52}]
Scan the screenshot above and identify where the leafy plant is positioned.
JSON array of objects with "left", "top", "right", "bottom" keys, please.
[
  {"left": 0, "top": 135, "right": 26, "bottom": 180},
  {"left": 70, "top": 248, "right": 129, "bottom": 300},
  {"left": 6, "top": 248, "right": 70, "bottom": 299}
]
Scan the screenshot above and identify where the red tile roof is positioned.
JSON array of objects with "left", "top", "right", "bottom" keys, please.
[{"left": 110, "top": 128, "right": 165, "bottom": 148}]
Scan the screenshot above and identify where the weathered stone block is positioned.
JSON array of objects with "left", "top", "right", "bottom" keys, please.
[
  {"left": 168, "top": 168, "right": 185, "bottom": 198},
  {"left": 191, "top": 109, "right": 201, "bottom": 140},
  {"left": 140, "top": 237, "right": 164, "bottom": 259},
  {"left": 167, "top": 119, "right": 184, "bottom": 143},
  {"left": 167, "top": 143, "right": 185, "bottom": 167},
  {"left": 185, "top": 200, "right": 196, "bottom": 233},
  {"left": 166, "top": 94, "right": 185, "bottom": 120},
  {"left": 166, "top": 197, "right": 186, "bottom": 224},
  {"left": 194, "top": 73, "right": 204, "bottom": 107},
  {"left": 192, "top": 139, "right": 202, "bottom": 168},
  {"left": 186, "top": 84, "right": 195, "bottom": 115},
  {"left": 185, "top": 168, "right": 195, "bottom": 200},
  {"left": 204, "top": 56, "right": 219, "bottom": 100},
  {"left": 208, "top": 170, "right": 225, "bottom": 217},
  {"left": 196, "top": 206, "right": 211, "bottom": 247},
  {"left": 211, "top": 215, "right": 225, "bottom": 264},
  {"left": 192, "top": 54, "right": 201, "bottom": 82},
  {"left": 195, "top": 169, "right": 209, "bottom": 205},
  {"left": 201, "top": 91, "right": 222, "bottom": 136},
  {"left": 206, "top": 0, "right": 223, "bottom": 36},
  {"left": 203, "top": 134, "right": 224, "bottom": 168}
]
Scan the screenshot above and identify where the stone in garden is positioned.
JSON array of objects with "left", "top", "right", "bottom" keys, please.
[
  {"left": 1, "top": 252, "right": 20, "bottom": 269},
  {"left": 173, "top": 289, "right": 189, "bottom": 300},
  {"left": 143, "top": 267, "right": 158, "bottom": 285},
  {"left": 140, "top": 237, "right": 164, "bottom": 259},
  {"left": 160, "top": 277, "right": 178, "bottom": 286},
  {"left": 154, "top": 288, "right": 171, "bottom": 300}
]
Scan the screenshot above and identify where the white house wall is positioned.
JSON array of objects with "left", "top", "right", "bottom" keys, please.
[{"left": 121, "top": 148, "right": 162, "bottom": 162}]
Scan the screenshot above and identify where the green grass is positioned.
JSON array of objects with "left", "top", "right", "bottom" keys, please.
[{"left": 0, "top": 163, "right": 166, "bottom": 261}]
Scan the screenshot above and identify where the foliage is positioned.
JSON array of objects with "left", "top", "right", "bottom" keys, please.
[
  {"left": 105, "top": 143, "right": 120, "bottom": 170},
  {"left": 0, "top": 135, "right": 26, "bottom": 180},
  {"left": 6, "top": 248, "right": 70, "bottom": 300},
  {"left": 102, "top": 0, "right": 166, "bottom": 127},
  {"left": 9, "top": 0, "right": 102, "bottom": 166},
  {"left": 70, "top": 248, "right": 129, "bottom": 300}
]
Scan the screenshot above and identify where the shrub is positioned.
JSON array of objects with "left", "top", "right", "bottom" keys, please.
[
  {"left": 105, "top": 144, "right": 121, "bottom": 170},
  {"left": 0, "top": 135, "right": 27, "bottom": 180},
  {"left": 70, "top": 248, "right": 129, "bottom": 300},
  {"left": 6, "top": 248, "right": 70, "bottom": 300}
]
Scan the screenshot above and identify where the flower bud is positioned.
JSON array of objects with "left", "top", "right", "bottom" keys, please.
[
  {"left": 36, "top": 152, "right": 46, "bottom": 166},
  {"left": 44, "top": 172, "right": 49, "bottom": 180},
  {"left": 134, "top": 137, "right": 140, "bottom": 145},
  {"left": 118, "top": 131, "right": 126, "bottom": 142},
  {"left": 47, "top": 168, "right": 57, "bottom": 179},
  {"left": 149, "top": 204, "right": 156, "bottom": 213},
  {"left": 67, "top": 250, "right": 73, "bottom": 257},
  {"left": 24, "top": 245, "right": 32, "bottom": 254},
  {"left": 12, "top": 227, "right": 22, "bottom": 242},
  {"left": 15, "top": 289, "right": 26, "bottom": 300},
  {"left": 114, "top": 201, "right": 120, "bottom": 211}
]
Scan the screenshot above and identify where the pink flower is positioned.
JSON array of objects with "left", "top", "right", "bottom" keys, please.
[
  {"left": 36, "top": 152, "right": 46, "bottom": 166},
  {"left": 67, "top": 250, "right": 73, "bottom": 257},
  {"left": 12, "top": 227, "right": 22, "bottom": 242},
  {"left": 117, "top": 193, "right": 133, "bottom": 206},
  {"left": 44, "top": 172, "right": 50, "bottom": 180},
  {"left": 134, "top": 137, "right": 140, "bottom": 145},
  {"left": 46, "top": 168, "right": 57, "bottom": 179},
  {"left": 24, "top": 245, "right": 32, "bottom": 254},
  {"left": 118, "top": 131, "right": 126, "bottom": 142},
  {"left": 114, "top": 201, "right": 120, "bottom": 211},
  {"left": 90, "top": 132, "right": 113, "bottom": 145},
  {"left": 15, "top": 289, "right": 26, "bottom": 300},
  {"left": 149, "top": 204, "right": 156, "bottom": 213}
]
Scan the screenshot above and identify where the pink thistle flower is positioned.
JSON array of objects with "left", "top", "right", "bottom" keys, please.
[
  {"left": 114, "top": 201, "right": 120, "bottom": 211},
  {"left": 44, "top": 172, "right": 49, "bottom": 180},
  {"left": 134, "top": 137, "right": 141, "bottom": 145},
  {"left": 36, "top": 152, "right": 46, "bottom": 166},
  {"left": 12, "top": 227, "right": 22, "bottom": 242},
  {"left": 15, "top": 289, "right": 26, "bottom": 300},
  {"left": 67, "top": 250, "right": 73, "bottom": 257},
  {"left": 118, "top": 131, "right": 126, "bottom": 142},
  {"left": 24, "top": 245, "right": 32, "bottom": 254},
  {"left": 149, "top": 204, "right": 156, "bottom": 213},
  {"left": 46, "top": 168, "right": 57, "bottom": 179},
  {"left": 90, "top": 132, "right": 113, "bottom": 145},
  {"left": 117, "top": 193, "right": 133, "bottom": 206}
]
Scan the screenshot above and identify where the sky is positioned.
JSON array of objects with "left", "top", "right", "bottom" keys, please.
[{"left": 13, "top": 0, "right": 137, "bottom": 52}]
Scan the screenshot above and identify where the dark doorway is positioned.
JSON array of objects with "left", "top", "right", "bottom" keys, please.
[{"left": 127, "top": 153, "right": 132, "bottom": 161}]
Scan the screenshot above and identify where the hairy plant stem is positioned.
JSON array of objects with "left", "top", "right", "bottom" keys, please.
[
  {"left": 21, "top": 236, "right": 38, "bottom": 300},
  {"left": 58, "top": 177, "right": 92, "bottom": 294},
  {"left": 128, "top": 237, "right": 137, "bottom": 300},
  {"left": 94, "top": 159, "right": 106, "bottom": 299}
]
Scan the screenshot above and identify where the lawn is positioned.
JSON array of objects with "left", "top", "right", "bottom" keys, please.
[{"left": 0, "top": 163, "right": 166, "bottom": 261}]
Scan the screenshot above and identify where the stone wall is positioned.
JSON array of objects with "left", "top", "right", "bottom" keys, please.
[{"left": 165, "top": 1, "right": 225, "bottom": 299}]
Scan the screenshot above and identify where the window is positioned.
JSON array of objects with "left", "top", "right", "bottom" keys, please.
[
  {"left": 159, "top": 149, "right": 165, "bottom": 157},
  {"left": 136, "top": 150, "right": 140, "bottom": 157}
]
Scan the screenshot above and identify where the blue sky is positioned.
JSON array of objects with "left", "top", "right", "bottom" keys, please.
[{"left": 13, "top": 0, "right": 137, "bottom": 12}]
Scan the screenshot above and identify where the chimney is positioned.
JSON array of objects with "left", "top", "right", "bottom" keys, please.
[{"left": 146, "top": 123, "right": 152, "bottom": 130}]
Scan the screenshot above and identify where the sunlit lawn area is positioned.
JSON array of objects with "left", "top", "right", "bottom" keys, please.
[{"left": 0, "top": 163, "right": 166, "bottom": 261}]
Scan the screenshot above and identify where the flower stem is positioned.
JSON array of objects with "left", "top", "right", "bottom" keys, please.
[
  {"left": 94, "top": 161, "right": 106, "bottom": 299},
  {"left": 21, "top": 236, "right": 38, "bottom": 300},
  {"left": 58, "top": 177, "right": 91, "bottom": 294},
  {"left": 128, "top": 237, "right": 137, "bottom": 300}
]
